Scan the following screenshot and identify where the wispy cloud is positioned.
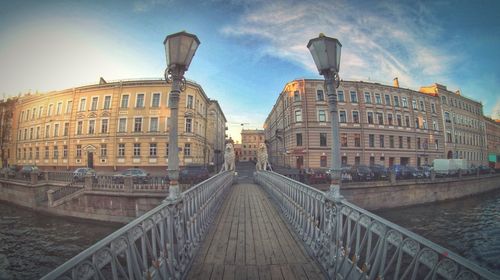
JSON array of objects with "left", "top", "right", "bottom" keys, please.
[
  {"left": 221, "top": 0, "right": 456, "bottom": 88},
  {"left": 133, "top": 0, "right": 170, "bottom": 12}
]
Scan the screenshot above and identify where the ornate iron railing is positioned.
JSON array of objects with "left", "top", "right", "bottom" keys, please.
[
  {"left": 47, "top": 171, "right": 75, "bottom": 182},
  {"left": 255, "top": 171, "right": 498, "bottom": 280},
  {"left": 42, "top": 171, "right": 235, "bottom": 280}
]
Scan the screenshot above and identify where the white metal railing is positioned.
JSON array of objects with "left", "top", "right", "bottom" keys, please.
[
  {"left": 255, "top": 171, "right": 499, "bottom": 280},
  {"left": 42, "top": 171, "right": 235, "bottom": 280}
]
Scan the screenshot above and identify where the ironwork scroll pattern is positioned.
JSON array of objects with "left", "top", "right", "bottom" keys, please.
[
  {"left": 42, "top": 171, "right": 235, "bottom": 280},
  {"left": 255, "top": 171, "right": 498, "bottom": 280}
]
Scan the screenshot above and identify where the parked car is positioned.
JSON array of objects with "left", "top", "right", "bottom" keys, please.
[
  {"left": 388, "top": 165, "right": 412, "bottom": 179},
  {"left": 369, "top": 164, "right": 388, "bottom": 180},
  {"left": 306, "top": 169, "right": 329, "bottom": 184},
  {"left": 406, "top": 166, "right": 424, "bottom": 179},
  {"left": 418, "top": 165, "right": 432, "bottom": 178},
  {"left": 476, "top": 165, "right": 495, "bottom": 175},
  {"left": 20, "top": 165, "right": 41, "bottom": 179},
  {"left": 179, "top": 166, "right": 210, "bottom": 184},
  {"left": 113, "top": 168, "right": 149, "bottom": 184},
  {"left": 0, "top": 166, "right": 16, "bottom": 178},
  {"left": 350, "top": 165, "right": 374, "bottom": 181},
  {"left": 73, "top": 168, "right": 97, "bottom": 182}
]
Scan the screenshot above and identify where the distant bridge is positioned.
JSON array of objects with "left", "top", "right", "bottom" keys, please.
[{"left": 42, "top": 163, "right": 498, "bottom": 280}]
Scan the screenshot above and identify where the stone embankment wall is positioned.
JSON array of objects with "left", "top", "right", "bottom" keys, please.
[{"left": 341, "top": 174, "right": 500, "bottom": 210}]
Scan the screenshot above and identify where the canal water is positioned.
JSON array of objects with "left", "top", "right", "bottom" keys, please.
[
  {"left": 376, "top": 189, "right": 500, "bottom": 275},
  {"left": 0, "top": 202, "right": 120, "bottom": 280}
]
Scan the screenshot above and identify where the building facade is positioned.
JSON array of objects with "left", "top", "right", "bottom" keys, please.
[
  {"left": 206, "top": 100, "right": 227, "bottom": 171},
  {"left": 484, "top": 117, "right": 500, "bottom": 169},
  {"left": 240, "top": 129, "right": 265, "bottom": 162},
  {"left": 420, "top": 84, "right": 487, "bottom": 166},
  {"left": 10, "top": 78, "right": 226, "bottom": 172},
  {"left": 0, "top": 98, "right": 17, "bottom": 168},
  {"left": 265, "top": 79, "right": 448, "bottom": 170}
]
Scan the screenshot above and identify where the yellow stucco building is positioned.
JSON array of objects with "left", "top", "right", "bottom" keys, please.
[{"left": 10, "top": 78, "right": 226, "bottom": 172}]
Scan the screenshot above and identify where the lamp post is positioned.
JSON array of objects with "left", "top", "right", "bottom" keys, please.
[
  {"left": 307, "top": 33, "right": 343, "bottom": 201},
  {"left": 164, "top": 31, "right": 200, "bottom": 201}
]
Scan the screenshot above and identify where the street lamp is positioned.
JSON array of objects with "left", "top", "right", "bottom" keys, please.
[
  {"left": 164, "top": 31, "right": 200, "bottom": 201},
  {"left": 307, "top": 33, "right": 342, "bottom": 200}
]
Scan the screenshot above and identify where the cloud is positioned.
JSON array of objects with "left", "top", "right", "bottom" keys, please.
[
  {"left": 220, "top": 0, "right": 456, "bottom": 88},
  {"left": 133, "top": 0, "right": 170, "bottom": 12}
]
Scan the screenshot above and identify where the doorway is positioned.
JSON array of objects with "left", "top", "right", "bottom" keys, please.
[{"left": 87, "top": 152, "right": 94, "bottom": 168}]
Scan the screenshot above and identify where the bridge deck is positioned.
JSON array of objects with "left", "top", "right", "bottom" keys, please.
[{"left": 188, "top": 183, "right": 324, "bottom": 280}]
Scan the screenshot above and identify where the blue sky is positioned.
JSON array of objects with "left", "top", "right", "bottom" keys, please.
[{"left": 1, "top": 0, "right": 499, "bottom": 142}]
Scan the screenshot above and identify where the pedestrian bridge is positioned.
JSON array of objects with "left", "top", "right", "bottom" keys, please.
[{"left": 42, "top": 165, "right": 498, "bottom": 280}]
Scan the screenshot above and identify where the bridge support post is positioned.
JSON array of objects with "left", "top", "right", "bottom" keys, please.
[
  {"left": 30, "top": 172, "right": 38, "bottom": 185},
  {"left": 84, "top": 175, "right": 93, "bottom": 190},
  {"left": 124, "top": 176, "right": 134, "bottom": 192},
  {"left": 47, "top": 189, "right": 55, "bottom": 207}
]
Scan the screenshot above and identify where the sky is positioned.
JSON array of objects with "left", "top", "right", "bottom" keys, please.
[{"left": 1, "top": 0, "right": 499, "bottom": 142}]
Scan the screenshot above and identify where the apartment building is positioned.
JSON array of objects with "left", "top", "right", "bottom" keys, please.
[
  {"left": 265, "top": 79, "right": 447, "bottom": 169},
  {"left": 484, "top": 116, "right": 500, "bottom": 168},
  {"left": 240, "top": 129, "right": 265, "bottom": 162},
  {"left": 10, "top": 78, "right": 226, "bottom": 172},
  {"left": 420, "top": 84, "right": 487, "bottom": 166}
]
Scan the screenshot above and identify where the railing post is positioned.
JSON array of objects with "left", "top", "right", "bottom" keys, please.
[
  {"left": 458, "top": 169, "right": 462, "bottom": 179},
  {"left": 124, "top": 177, "right": 134, "bottom": 192},
  {"left": 44, "top": 171, "right": 49, "bottom": 182},
  {"left": 47, "top": 189, "right": 55, "bottom": 207},
  {"left": 31, "top": 172, "right": 38, "bottom": 185},
  {"left": 430, "top": 169, "right": 436, "bottom": 181},
  {"left": 389, "top": 169, "right": 396, "bottom": 184},
  {"left": 165, "top": 196, "right": 184, "bottom": 279},
  {"left": 84, "top": 175, "right": 93, "bottom": 190}
]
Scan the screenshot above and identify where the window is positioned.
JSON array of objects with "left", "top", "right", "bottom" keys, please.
[
  {"left": 296, "top": 133, "right": 302, "bottom": 146},
  {"left": 149, "top": 143, "right": 157, "bottom": 156},
  {"left": 134, "top": 143, "right": 141, "bottom": 156},
  {"left": 29, "top": 128, "right": 33, "bottom": 139},
  {"left": 369, "top": 134, "right": 375, "bottom": 147},
  {"left": 165, "top": 143, "right": 169, "bottom": 157},
  {"left": 339, "top": 110, "right": 346, "bottom": 123},
  {"left": 20, "top": 111, "right": 24, "bottom": 122},
  {"left": 36, "top": 127, "right": 40, "bottom": 139},
  {"left": 185, "top": 118, "right": 192, "bottom": 132},
  {"left": 389, "top": 136, "right": 395, "bottom": 148},
  {"left": 150, "top": 117, "right": 159, "bottom": 132},
  {"left": 63, "top": 145, "right": 68, "bottom": 158},
  {"left": 423, "top": 119, "right": 428, "bottom": 129},
  {"left": 79, "top": 98, "right": 86, "bottom": 112},
  {"left": 66, "top": 101, "right": 73, "bottom": 114},
  {"left": 316, "top": 90, "right": 324, "bottom": 101},
  {"left": 367, "top": 112, "right": 374, "bottom": 124},
  {"left": 415, "top": 118, "right": 420, "bottom": 129},
  {"left": 103, "top": 96, "right": 111, "bottom": 109},
  {"left": 318, "top": 110, "right": 327, "bottom": 122},
  {"left": 419, "top": 100, "right": 425, "bottom": 111},
  {"left": 401, "top": 97, "right": 408, "bottom": 108},
  {"left": 405, "top": 116, "right": 410, "bottom": 127},
  {"left": 441, "top": 96, "right": 447, "bottom": 105},
  {"left": 136, "top": 93, "right": 145, "bottom": 108},
  {"left": 76, "top": 145, "right": 82, "bottom": 157},
  {"left": 45, "top": 125, "right": 50, "bottom": 138},
  {"left": 320, "top": 156, "right": 327, "bottom": 168},
  {"left": 380, "top": 135, "right": 385, "bottom": 148},
  {"left": 186, "top": 95, "right": 194, "bottom": 109},
  {"left": 376, "top": 113, "right": 384, "bottom": 125},
  {"left": 134, "top": 118, "right": 142, "bottom": 132},
  {"left": 32, "top": 108, "right": 36, "bottom": 119},
  {"left": 56, "top": 102, "right": 62, "bottom": 115},
  {"left": 295, "top": 110, "right": 302, "bottom": 122},
  {"left": 118, "top": 118, "right": 127, "bottom": 133},
  {"left": 118, "top": 144, "right": 125, "bottom": 157},
  {"left": 76, "top": 121, "right": 83, "bottom": 135},
  {"left": 432, "top": 120, "right": 438, "bottom": 130},
  {"left": 417, "top": 137, "right": 421, "bottom": 149},
  {"left": 354, "top": 134, "right": 361, "bottom": 147},
  {"left": 385, "top": 94, "right": 391, "bottom": 105},
  {"left": 375, "top": 93, "right": 382, "bottom": 104},
  {"left": 320, "top": 133, "right": 327, "bottom": 146},
  {"left": 35, "top": 147, "right": 39, "bottom": 159},
  {"left": 88, "top": 120, "right": 95, "bottom": 134},
  {"left": 444, "top": 112, "right": 451, "bottom": 123},
  {"left": 350, "top": 91, "right": 358, "bottom": 103},
  {"left": 100, "top": 144, "right": 107, "bottom": 157},
  {"left": 394, "top": 96, "right": 400, "bottom": 107},
  {"left": 435, "top": 139, "right": 439, "bottom": 150},
  {"left": 337, "top": 91, "right": 345, "bottom": 102},
  {"left": 63, "top": 123, "right": 69, "bottom": 136},
  {"left": 101, "top": 119, "right": 109, "bottom": 133},
  {"left": 293, "top": 91, "right": 300, "bottom": 102},
  {"left": 398, "top": 136, "right": 403, "bottom": 148},
  {"left": 364, "top": 92, "right": 372, "bottom": 104},
  {"left": 407, "top": 137, "right": 411, "bottom": 148},
  {"left": 431, "top": 103, "right": 436, "bottom": 113},
  {"left": 39, "top": 106, "right": 43, "bottom": 118},
  {"left": 396, "top": 114, "right": 402, "bottom": 126},
  {"left": 412, "top": 100, "right": 418, "bottom": 110},
  {"left": 53, "top": 146, "right": 59, "bottom": 159},
  {"left": 184, "top": 143, "right": 191, "bottom": 156},
  {"left": 48, "top": 104, "right": 53, "bottom": 116},
  {"left": 388, "top": 113, "right": 393, "bottom": 125},
  {"left": 54, "top": 124, "right": 59, "bottom": 137},
  {"left": 121, "top": 95, "right": 129, "bottom": 108},
  {"left": 90, "top": 97, "right": 98, "bottom": 111},
  {"left": 341, "top": 133, "right": 348, "bottom": 147},
  {"left": 152, "top": 93, "right": 160, "bottom": 107},
  {"left": 352, "top": 111, "right": 359, "bottom": 123},
  {"left": 45, "top": 147, "right": 49, "bottom": 159}
]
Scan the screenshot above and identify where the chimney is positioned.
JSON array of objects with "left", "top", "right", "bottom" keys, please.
[
  {"left": 99, "top": 77, "right": 107, "bottom": 84},
  {"left": 393, "top": 77, "right": 399, "bottom": 88}
]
